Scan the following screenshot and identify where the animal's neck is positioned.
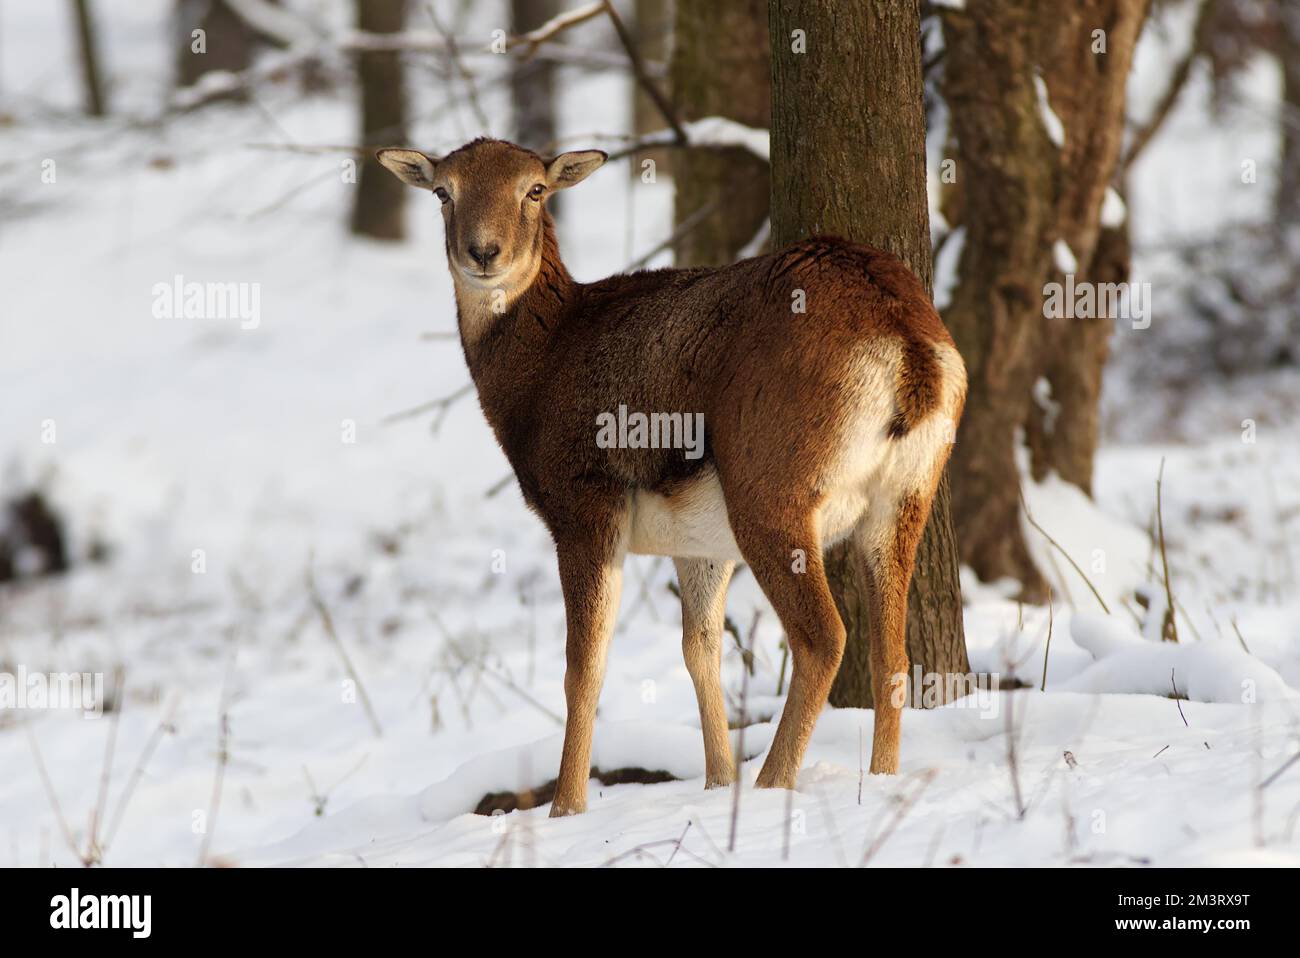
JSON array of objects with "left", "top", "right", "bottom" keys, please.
[{"left": 453, "top": 209, "right": 574, "bottom": 397}]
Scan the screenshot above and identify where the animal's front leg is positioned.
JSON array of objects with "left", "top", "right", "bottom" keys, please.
[{"left": 550, "top": 514, "right": 628, "bottom": 817}]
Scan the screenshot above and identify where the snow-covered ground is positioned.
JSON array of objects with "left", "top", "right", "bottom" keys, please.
[{"left": 1, "top": 2, "right": 1297, "bottom": 867}]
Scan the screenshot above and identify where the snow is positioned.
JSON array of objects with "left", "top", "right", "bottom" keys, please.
[
  {"left": 626, "top": 115, "right": 770, "bottom": 163},
  {"left": 1100, "top": 186, "right": 1127, "bottom": 228},
  {"left": 1066, "top": 613, "right": 1297, "bottom": 703},
  {"left": 1052, "top": 238, "right": 1077, "bottom": 273},
  {"left": 0, "top": 1, "right": 1298, "bottom": 869},
  {"left": 1034, "top": 74, "right": 1066, "bottom": 148}
]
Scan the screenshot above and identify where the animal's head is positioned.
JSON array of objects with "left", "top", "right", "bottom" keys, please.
[{"left": 377, "top": 138, "right": 605, "bottom": 295}]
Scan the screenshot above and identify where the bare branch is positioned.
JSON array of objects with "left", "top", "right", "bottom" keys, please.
[{"left": 600, "top": 0, "right": 686, "bottom": 144}]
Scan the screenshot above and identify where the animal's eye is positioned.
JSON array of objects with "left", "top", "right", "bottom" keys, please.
[
  {"left": 433, "top": 187, "right": 450, "bottom": 204},
  {"left": 527, "top": 183, "right": 546, "bottom": 201}
]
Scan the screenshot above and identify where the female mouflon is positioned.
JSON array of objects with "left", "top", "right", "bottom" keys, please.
[{"left": 378, "top": 138, "right": 965, "bottom": 817}]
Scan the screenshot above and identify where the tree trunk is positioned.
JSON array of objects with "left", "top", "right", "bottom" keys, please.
[
  {"left": 511, "top": 0, "right": 559, "bottom": 151},
  {"left": 1031, "top": 1, "right": 1147, "bottom": 491},
  {"left": 72, "top": 0, "right": 108, "bottom": 116},
  {"left": 633, "top": 0, "right": 673, "bottom": 176},
  {"left": 512, "top": 0, "right": 559, "bottom": 219},
  {"left": 767, "top": 0, "right": 970, "bottom": 708},
  {"left": 1277, "top": 0, "right": 1300, "bottom": 230},
  {"left": 940, "top": 0, "right": 1147, "bottom": 595},
  {"left": 175, "top": 0, "right": 254, "bottom": 91},
  {"left": 350, "top": 0, "right": 408, "bottom": 241},
  {"left": 671, "top": 0, "right": 770, "bottom": 266}
]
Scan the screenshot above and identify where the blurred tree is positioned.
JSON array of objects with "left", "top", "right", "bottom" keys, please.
[
  {"left": 175, "top": 0, "right": 256, "bottom": 90},
  {"left": 767, "top": 0, "right": 970, "bottom": 707},
  {"left": 350, "top": 0, "right": 408, "bottom": 241},
  {"left": 72, "top": 0, "right": 108, "bottom": 116},
  {"left": 511, "top": 0, "right": 559, "bottom": 152},
  {"left": 633, "top": 0, "right": 673, "bottom": 176},
  {"left": 939, "top": 0, "right": 1149, "bottom": 596},
  {"left": 1273, "top": 0, "right": 1299, "bottom": 229},
  {"left": 671, "top": 0, "right": 770, "bottom": 265}
]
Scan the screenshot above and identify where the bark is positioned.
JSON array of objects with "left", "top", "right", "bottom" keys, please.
[
  {"left": 349, "top": 0, "right": 408, "bottom": 241},
  {"left": 72, "top": 0, "right": 108, "bottom": 116},
  {"left": 767, "top": 0, "right": 970, "bottom": 708},
  {"left": 941, "top": 0, "right": 1147, "bottom": 595},
  {"left": 671, "top": 0, "right": 770, "bottom": 266}
]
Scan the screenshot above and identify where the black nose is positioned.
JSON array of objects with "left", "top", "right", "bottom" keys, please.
[{"left": 467, "top": 242, "right": 500, "bottom": 268}]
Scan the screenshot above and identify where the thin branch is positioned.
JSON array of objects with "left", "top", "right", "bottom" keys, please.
[
  {"left": 381, "top": 383, "right": 474, "bottom": 431},
  {"left": 426, "top": 1, "right": 490, "bottom": 131},
  {"left": 1121, "top": 0, "right": 1218, "bottom": 173},
  {"left": 600, "top": 0, "right": 685, "bottom": 144},
  {"left": 507, "top": 1, "right": 606, "bottom": 56},
  {"left": 624, "top": 200, "right": 719, "bottom": 271}
]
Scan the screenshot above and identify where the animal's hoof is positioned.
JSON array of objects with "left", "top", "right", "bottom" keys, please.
[
  {"left": 548, "top": 802, "right": 585, "bottom": 818},
  {"left": 753, "top": 770, "right": 796, "bottom": 790}
]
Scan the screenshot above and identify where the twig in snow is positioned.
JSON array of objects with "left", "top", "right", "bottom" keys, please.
[
  {"left": 307, "top": 563, "right": 383, "bottom": 738},
  {"left": 664, "top": 820, "right": 691, "bottom": 867},
  {"left": 1230, "top": 617, "right": 1252, "bottom": 655},
  {"left": 102, "top": 697, "right": 179, "bottom": 854},
  {"left": 1004, "top": 680, "right": 1027, "bottom": 820},
  {"left": 197, "top": 710, "right": 230, "bottom": 868},
  {"left": 1155, "top": 458, "right": 1180, "bottom": 643},
  {"left": 859, "top": 769, "right": 938, "bottom": 866},
  {"left": 1020, "top": 489, "right": 1111, "bottom": 614},
  {"left": 1262, "top": 750, "right": 1300, "bottom": 790},
  {"left": 1039, "top": 589, "right": 1054, "bottom": 692},
  {"left": 728, "top": 623, "right": 752, "bottom": 853},
  {"left": 87, "top": 665, "right": 126, "bottom": 865},
  {"left": 27, "top": 728, "right": 88, "bottom": 866}
]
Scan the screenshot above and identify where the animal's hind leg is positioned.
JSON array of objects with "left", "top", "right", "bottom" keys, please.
[
  {"left": 853, "top": 492, "right": 932, "bottom": 775},
  {"left": 727, "top": 512, "right": 845, "bottom": 791},
  {"left": 674, "top": 557, "right": 736, "bottom": 787}
]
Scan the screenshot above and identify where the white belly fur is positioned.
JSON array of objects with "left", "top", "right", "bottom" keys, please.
[
  {"left": 628, "top": 472, "right": 742, "bottom": 560},
  {"left": 627, "top": 471, "right": 875, "bottom": 560}
]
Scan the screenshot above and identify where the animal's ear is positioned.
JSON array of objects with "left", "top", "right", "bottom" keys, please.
[
  {"left": 376, "top": 148, "right": 439, "bottom": 189},
  {"left": 544, "top": 150, "right": 607, "bottom": 190}
]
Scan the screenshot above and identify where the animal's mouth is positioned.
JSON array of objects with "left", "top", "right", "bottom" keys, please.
[{"left": 458, "top": 264, "right": 503, "bottom": 283}]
